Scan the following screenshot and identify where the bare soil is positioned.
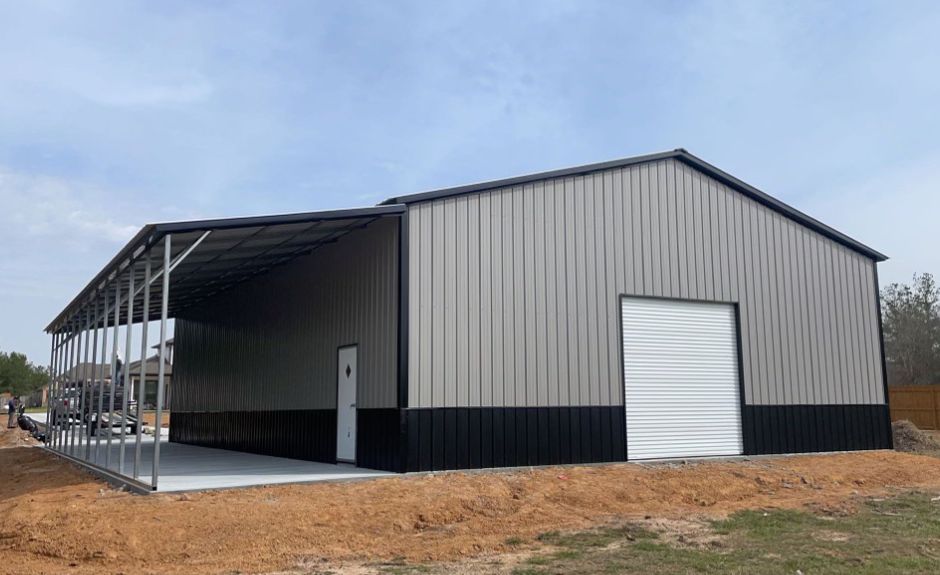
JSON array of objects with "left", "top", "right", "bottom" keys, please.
[
  {"left": 0, "top": 425, "right": 38, "bottom": 449},
  {"left": 4, "top": 424, "right": 940, "bottom": 575}
]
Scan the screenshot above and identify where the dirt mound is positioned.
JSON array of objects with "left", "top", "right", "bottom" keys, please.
[
  {"left": 892, "top": 420, "right": 940, "bottom": 455},
  {"left": 4, "top": 449, "right": 940, "bottom": 575},
  {"left": 0, "top": 424, "right": 39, "bottom": 448}
]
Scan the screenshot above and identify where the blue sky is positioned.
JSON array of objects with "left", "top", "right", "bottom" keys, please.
[{"left": 1, "top": 1, "right": 939, "bottom": 362}]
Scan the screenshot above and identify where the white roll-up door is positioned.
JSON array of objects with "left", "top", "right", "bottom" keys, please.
[{"left": 622, "top": 297, "right": 743, "bottom": 460}]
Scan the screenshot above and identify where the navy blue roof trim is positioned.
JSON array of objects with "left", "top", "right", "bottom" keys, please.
[
  {"left": 46, "top": 205, "right": 406, "bottom": 332},
  {"left": 380, "top": 149, "right": 886, "bottom": 262}
]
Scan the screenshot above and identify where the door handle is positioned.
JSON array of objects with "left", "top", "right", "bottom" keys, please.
[{"left": 350, "top": 403, "right": 356, "bottom": 408}]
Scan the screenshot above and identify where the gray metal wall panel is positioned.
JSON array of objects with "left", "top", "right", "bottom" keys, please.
[
  {"left": 174, "top": 218, "right": 399, "bottom": 412},
  {"left": 406, "top": 158, "right": 883, "bottom": 408}
]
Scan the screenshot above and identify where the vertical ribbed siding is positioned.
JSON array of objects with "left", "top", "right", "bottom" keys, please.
[
  {"left": 174, "top": 218, "right": 399, "bottom": 411},
  {"left": 407, "top": 158, "right": 883, "bottom": 408}
]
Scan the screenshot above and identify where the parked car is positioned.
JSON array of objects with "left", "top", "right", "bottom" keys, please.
[{"left": 49, "top": 382, "right": 138, "bottom": 435}]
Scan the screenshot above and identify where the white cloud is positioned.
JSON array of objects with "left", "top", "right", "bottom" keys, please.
[
  {"left": 0, "top": 167, "right": 149, "bottom": 360},
  {"left": 0, "top": 168, "right": 140, "bottom": 243}
]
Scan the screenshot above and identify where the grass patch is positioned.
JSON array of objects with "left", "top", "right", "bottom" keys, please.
[
  {"left": 380, "top": 562, "right": 431, "bottom": 574},
  {"left": 510, "top": 492, "right": 940, "bottom": 574},
  {"left": 537, "top": 524, "right": 658, "bottom": 548}
]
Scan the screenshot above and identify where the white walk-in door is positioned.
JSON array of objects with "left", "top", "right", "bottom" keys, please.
[
  {"left": 336, "top": 345, "right": 358, "bottom": 463},
  {"left": 622, "top": 297, "right": 743, "bottom": 460}
]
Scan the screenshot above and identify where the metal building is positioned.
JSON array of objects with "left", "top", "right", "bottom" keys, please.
[{"left": 44, "top": 149, "right": 891, "bottom": 489}]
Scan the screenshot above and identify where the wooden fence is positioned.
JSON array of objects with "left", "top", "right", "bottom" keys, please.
[{"left": 889, "top": 385, "right": 940, "bottom": 430}]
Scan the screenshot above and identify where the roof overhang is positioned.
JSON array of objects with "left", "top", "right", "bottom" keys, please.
[
  {"left": 47, "top": 148, "right": 886, "bottom": 335},
  {"left": 380, "top": 148, "right": 887, "bottom": 262},
  {"left": 46, "top": 205, "right": 405, "bottom": 333}
]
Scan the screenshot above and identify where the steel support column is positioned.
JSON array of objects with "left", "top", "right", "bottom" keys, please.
[
  {"left": 71, "top": 308, "right": 89, "bottom": 453},
  {"left": 65, "top": 324, "right": 85, "bottom": 455},
  {"left": 106, "top": 280, "right": 120, "bottom": 468},
  {"left": 119, "top": 268, "right": 135, "bottom": 473},
  {"left": 59, "top": 324, "right": 78, "bottom": 451},
  {"left": 48, "top": 333, "right": 57, "bottom": 447},
  {"left": 95, "top": 289, "right": 110, "bottom": 463},
  {"left": 85, "top": 302, "right": 100, "bottom": 460},
  {"left": 62, "top": 323, "right": 70, "bottom": 451},
  {"left": 67, "top": 314, "right": 79, "bottom": 452},
  {"left": 61, "top": 322, "right": 76, "bottom": 450},
  {"left": 152, "top": 235, "right": 171, "bottom": 490},
  {"left": 134, "top": 256, "right": 151, "bottom": 479},
  {"left": 53, "top": 326, "right": 63, "bottom": 449},
  {"left": 76, "top": 309, "right": 89, "bottom": 455},
  {"left": 44, "top": 332, "right": 58, "bottom": 445},
  {"left": 52, "top": 329, "right": 65, "bottom": 449}
]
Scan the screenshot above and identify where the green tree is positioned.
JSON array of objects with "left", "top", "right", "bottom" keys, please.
[
  {"left": 881, "top": 273, "right": 940, "bottom": 386},
  {"left": 0, "top": 351, "right": 49, "bottom": 397}
]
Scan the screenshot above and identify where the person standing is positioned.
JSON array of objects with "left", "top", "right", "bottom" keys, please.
[{"left": 6, "top": 397, "right": 15, "bottom": 429}]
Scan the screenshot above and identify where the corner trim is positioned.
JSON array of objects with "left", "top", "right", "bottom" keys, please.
[
  {"left": 397, "top": 211, "right": 409, "bottom": 409},
  {"left": 616, "top": 295, "right": 628, "bottom": 459},
  {"left": 873, "top": 263, "right": 893, "bottom": 449},
  {"left": 732, "top": 302, "right": 750, "bottom": 453}
]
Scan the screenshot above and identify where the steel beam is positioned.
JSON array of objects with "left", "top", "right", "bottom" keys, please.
[
  {"left": 65, "top": 322, "right": 73, "bottom": 452},
  {"left": 53, "top": 327, "right": 63, "bottom": 449},
  {"left": 116, "top": 229, "right": 210, "bottom": 316},
  {"left": 78, "top": 308, "right": 92, "bottom": 452},
  {"left": 56, "top": 323, "right": 68, "bottom": 449},
  {"left": 106, "top": 280, "right": 120, "bottom": 468},
  {"left": 70, "top": 310, "right": 87, "bottom": 453},
  {"left": 72, "top": 322, "right": 84, "bottom": 453},
  {"left": 152, "top": 235, "right": 171, "bottom": 490},
  {"left": 78, "top": 308, "right": 91, "bottom": 457},
  {"left": 44, "top": 332, "right": 58, "bottom": 445},
  {"left": 168, "top": 230, "right": 211, "bottom": 274},
  {"left": 119, "top": 267, "right": 135, "bottom": 473},
  {"left": 85, "top": 302, "right": 99, "bottom": 460},
  {"left": 95, "top": 289, "right": 109, "bottom": 463},
  {"left": 52, "top": 330, "right": 64, "bottom": 449},
  {"left": 134, "top": 256, "right": 151, "bottom": 479},
  {"left": 61, "top": 322, "right": 76, "bottom": 450}
]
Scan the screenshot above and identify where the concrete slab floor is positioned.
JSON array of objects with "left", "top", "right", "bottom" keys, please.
[{"left": 46, "top": 433, "right": 392, "bottom": 492}]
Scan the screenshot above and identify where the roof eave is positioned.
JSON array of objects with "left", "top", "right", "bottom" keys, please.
[
  {"left": 45, "top": 205, "right": 407, "bottom": 333},
  {"left": 44, "top": 224, "right": 159, "bottom": 333},
  {"left": 673, "top": 152, "right": 888, "bottom": 262},
  {"left": 380, "top": 148, "right": 887, "bottom": 263},
  {"left": 380, "top": 149, "right": 683, "bottom": 206}
]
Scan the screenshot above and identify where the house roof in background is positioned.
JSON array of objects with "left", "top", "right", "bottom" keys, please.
[
  {"left": 152, "top": 338, "right": 174, "bottom": 349},
  {"left": 128, "top": 354, "right": 173, "bottom": 376}
]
